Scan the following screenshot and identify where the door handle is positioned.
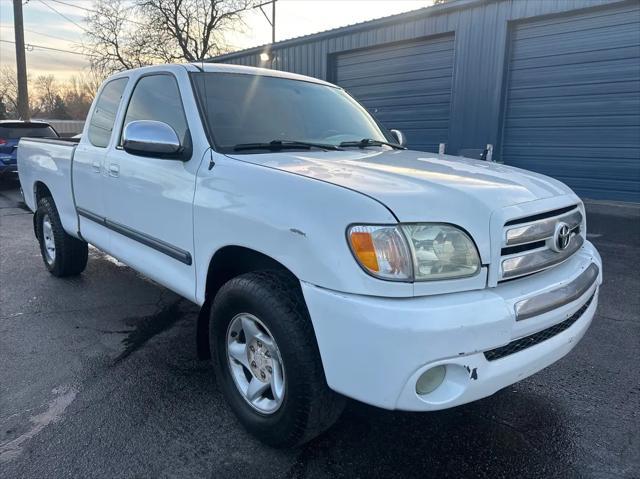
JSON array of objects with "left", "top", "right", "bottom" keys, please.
[
  {"left": 108, "top": 164, "right": 120, "bottom": 177},
  {"left": 92, "top": 161, "right": 101, "bottom": 172}
]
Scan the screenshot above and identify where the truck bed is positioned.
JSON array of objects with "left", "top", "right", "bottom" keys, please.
[{"left": 17, "top": 137, "right": 79, "bottom": 237}]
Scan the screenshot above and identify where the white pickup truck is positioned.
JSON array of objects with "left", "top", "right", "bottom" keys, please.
[{"left": 18, "top": 63, "right": 602, "bottom": 447}]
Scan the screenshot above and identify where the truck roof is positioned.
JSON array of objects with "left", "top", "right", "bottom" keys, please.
[{"left": 105, "top": 62, "right": 336, "bottom": 88}]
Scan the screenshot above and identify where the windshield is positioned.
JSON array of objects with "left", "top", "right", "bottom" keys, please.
[
  {"left": 191, "top": 72, "right": 392, "bottom": 153},
  {"left": 0, "top": 125, "right": 58, "bottom": 139}
]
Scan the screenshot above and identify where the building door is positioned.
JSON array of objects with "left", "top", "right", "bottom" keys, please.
[
  {"left": 501, "top": 2, "right": 640, "bottom": 202},
  {"left": 334, "top": 34, "right": 455, "bottom": 153}
]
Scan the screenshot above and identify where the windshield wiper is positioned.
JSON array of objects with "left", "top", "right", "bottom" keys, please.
[
  {"left": 339, "top": 138, "right": 406, "bottom": 150},
  {"left": 233, "top": 140, "right": 343, "bottom": 151}
]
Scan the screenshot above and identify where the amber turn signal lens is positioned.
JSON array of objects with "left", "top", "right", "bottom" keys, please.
[
  {"left": 347, "top": 225, "right": 412, "bottom": 280},
  {"left": 350, "top": 232, "right": 379, "bottom": 272}
]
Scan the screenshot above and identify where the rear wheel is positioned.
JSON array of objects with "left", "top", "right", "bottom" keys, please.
[
  {"left": 209, "top": 271, "right": 345, "bottom": 448},
  {"left": 35, "top": 197, "right": 88, "bottom": 277}
]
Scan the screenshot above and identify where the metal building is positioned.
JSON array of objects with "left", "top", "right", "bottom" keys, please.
[{"left": 210, "top": 0, "right": 640, "bottom": 202}]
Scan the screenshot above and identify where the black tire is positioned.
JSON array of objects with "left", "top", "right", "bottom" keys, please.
[
  {"left": 209, "top": 271, "right": 345, "bottom": 448},
  {"left": 35, "top": 196, "right": 88, "bottom": 277}
]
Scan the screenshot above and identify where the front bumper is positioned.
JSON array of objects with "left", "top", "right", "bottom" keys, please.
[{"left": 302, "top": 241, "right": 602, "bottom": 411}]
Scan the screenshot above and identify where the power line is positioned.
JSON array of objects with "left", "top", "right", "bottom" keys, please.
[
  {"left": 45, "top": 0, "right": 274, "bottom": 28},
  {"left": 45, "top": 0, "right": 148, "bottom": 27},
  {"left": 15, "top": 0, "right": 278, "bottom": 59},
  {"left": 46, "top": 0, "right": 275, "bottom": 18},
  {"left": 37, "top": 0, "right": 90, "bottom": 33},
  {"left": 45, "top": 0, "right": 103, "bottom": 14},
  {"left": 25, "top": 27, "right": 80, "bottom": 43},
  {"left": 0, "top": 24, "right": 80, "bottom": 43},
  {"left": 0, "top": 39, "right": 93, "bottom": 57}
]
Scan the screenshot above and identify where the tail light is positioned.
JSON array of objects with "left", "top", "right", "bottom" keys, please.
[{"left": 0, "top": 139, "right": 7, "bottom": 145}]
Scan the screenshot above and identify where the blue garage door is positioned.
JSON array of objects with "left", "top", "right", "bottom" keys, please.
[
  {"left": 501, "top": 3, "right": 640, "bottom": 202},
  {"left": 334, "top": 34, "right": 454, "bottom": 152}
]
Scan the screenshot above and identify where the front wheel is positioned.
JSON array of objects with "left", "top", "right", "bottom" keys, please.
[
  {"left": 35, "top": 197, "right": 88, "bottom": 277},
  {"left": 209, "top": 271, "right": 345, "bottom": 448}
]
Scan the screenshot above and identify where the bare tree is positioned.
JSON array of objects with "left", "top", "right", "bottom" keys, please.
[
  {"left": 0, "top": 67, "right": 20, "bottom": 114},
  {"left": 0, "top": 67, "right": 39, "bottom": 118},
  {"left": 83, "top": 0, "right": 260, "bottom": 76},
  {"left": 34, "top": 75, "right": 76, "bottom": 119},
  {"left": 0, "top": 68, "right": 95, "bottom": 120},
  {"left": 138, "top": 0, "right": 257, "bottom": 61},
  {"left": 62, "top": 74, "right": 102, "bottom": 120},
  {"left": 35, "top": 75, "right": 58, "bottom": 114},
  {"left": 82, "top": 0, "right": 153, "bottom": 77}
]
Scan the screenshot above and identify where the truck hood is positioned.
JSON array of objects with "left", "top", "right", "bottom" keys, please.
[
  {"left": 227, "top": 148, "right": 578, "bottom": 265},
  {"left": 227, "top": 148, "right": 574, "bottom": 221}
]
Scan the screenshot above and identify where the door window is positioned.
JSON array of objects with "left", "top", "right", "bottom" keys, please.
[
  {"left": 88, "top": 78, "right": 128, "bottom": 148},
  {"left": 121, "top": 74, "right": 188, "bottom": 145}
]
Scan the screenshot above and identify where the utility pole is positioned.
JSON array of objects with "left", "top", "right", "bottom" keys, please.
[
  {"left": 258, "top": 0, "right": 277, "bottom": 68},
  {"left": 258, "top": 1, "right": 276, "bottom": 44},
  {"left": 13, "top": 0, "right": 30, "bottom": 120},
  {"left": 271, "top": 0, "right": 276, "bottom": 44}
]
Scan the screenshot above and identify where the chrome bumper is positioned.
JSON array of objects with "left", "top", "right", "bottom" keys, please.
[{"left": 515, "top": 263, "right": 599, "bottom": 321}]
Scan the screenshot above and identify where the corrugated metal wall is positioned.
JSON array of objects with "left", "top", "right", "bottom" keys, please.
[
  {"left": 334, "top": 34, "right": 455, "bottom": 152},
  {"left": 500, "top": 2, "right": 640, "bottom": 201},
  {"left": 211, "top": 0, "right": 639, "bottom": 201}
]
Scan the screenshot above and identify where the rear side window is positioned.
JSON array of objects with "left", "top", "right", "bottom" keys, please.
[
  {"left": 0, "top": 125, "right": 58, "bottom": 138},
  {"left": 88, "top": 78, "right": 128, "bottom": 148},
  {"left": 122, "top": 74, "right": 188, "bottom": 144}
]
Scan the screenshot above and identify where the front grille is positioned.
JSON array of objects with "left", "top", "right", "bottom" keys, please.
[
  {"left": 501, "top": 240, "right": 547, "bottom": 256},
  {"left": 484, "top": 293, "right": 595, "bottom": 362},
  {"left": 499, "top": 204, "right": 582, "bottom": 280}
]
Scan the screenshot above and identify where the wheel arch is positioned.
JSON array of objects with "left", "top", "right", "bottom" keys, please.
[
  {"left": 197, "top": 245, "right": 303, "bottom": 359},
  {"left": 34, "top": 180, "right": 53, "bottom": 203},
  {"left": 32, "top": 181, "right": 53, "bottom": 237}
]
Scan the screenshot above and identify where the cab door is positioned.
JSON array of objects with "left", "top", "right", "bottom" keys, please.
[
  {"left": 73, "top": 77, "right": 128, "bottom": 250},
  {"left": 102, "top": 72, "right": 198, "bottom": 300}
]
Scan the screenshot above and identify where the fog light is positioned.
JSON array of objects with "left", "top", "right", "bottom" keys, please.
[{"left": 416, "top": 365, "right": 446, "bottom": 395}]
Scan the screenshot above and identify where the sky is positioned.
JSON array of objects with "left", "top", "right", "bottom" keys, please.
[{"left": 0, "top": 0, "right": 433, "bottom": 81}]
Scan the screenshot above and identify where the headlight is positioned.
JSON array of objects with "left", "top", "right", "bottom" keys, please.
[
  {"left": 401, "top": 224, "right": 480, "bottom": 280},
  {"left": 348, "top": 223, "right": 480, "bottom": 281}
]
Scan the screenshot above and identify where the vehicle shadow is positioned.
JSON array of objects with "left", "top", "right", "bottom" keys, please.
[
  {"left": 286, "top": 390, "right": 576, "bottom": 478},
  {"left": 128, "top": 302, "right": 577, "bottom": 479},
  {"left": 103, "top": 287, "right": 576, "bottom": 479},
  {"left": 0, "top": 174, "right": 20, "bottom": 189}
]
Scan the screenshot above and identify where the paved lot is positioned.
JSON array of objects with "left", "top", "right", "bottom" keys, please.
[{"left": 1, "top": 175, "right": 638, "bottom": 479}]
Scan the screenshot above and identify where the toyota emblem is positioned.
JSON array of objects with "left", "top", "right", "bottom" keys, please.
[{"left": 552, "top": 222, "right": 572, "bottom": 252}]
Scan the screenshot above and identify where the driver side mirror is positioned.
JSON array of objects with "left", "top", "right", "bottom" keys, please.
[
  {"left": 122, "top": 120, "right": 185, "bottom": 159},
  {"left": 390, "top": 129, "right": 407, "bottom": 147}
]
